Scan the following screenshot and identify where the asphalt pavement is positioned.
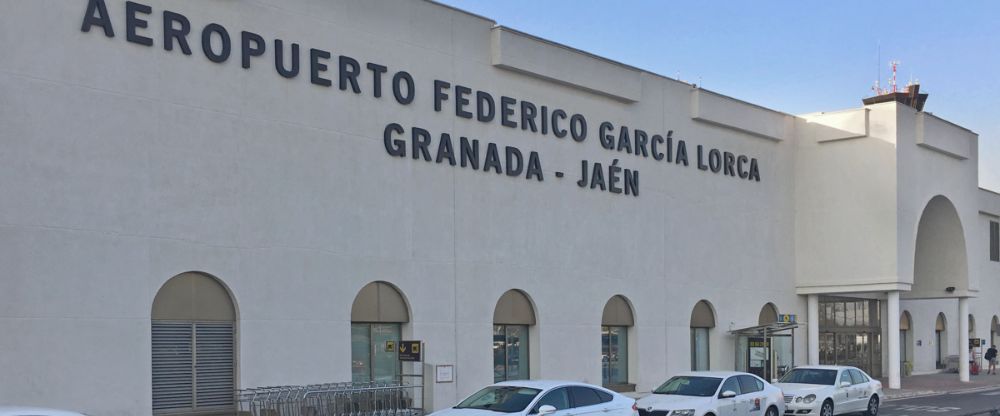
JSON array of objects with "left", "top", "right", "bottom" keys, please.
[{"left": 881, "top": 386, "right": 1000, "bottom": 416}]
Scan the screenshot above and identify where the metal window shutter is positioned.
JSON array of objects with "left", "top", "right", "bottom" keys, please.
[
  {"left": 152, "top": 321, "right": 194, "bottom": 413},
  {"left": 195, "top": 322, "right": 235, "bottom": 408}
]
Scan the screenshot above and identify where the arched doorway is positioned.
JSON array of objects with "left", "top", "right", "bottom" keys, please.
[
  {"left": 908, "top": 195, "right": 970, "bottom": 380},
  {"left": 151, "top": 272, "right": 237, "bottom": 415},
  {"left": 351, "top": 281, "right": 410, "bottom": 383},
  {"left": 992, "top": 316, "right": 999, "bottom": 347},
  {"left": 493, "top": 289, "right": 536, "bottom": 382},
  {"left": 970, "top": 315, "right": 977, "bottom": 341},
  {"left": 601, "top": 295, "right": 634, "bottom": 390},
  {"left": 936, "top": 313, "right": 948, "bottom": 369},
  {"left": 900, "top": 311, "right": 914, "bottom": 374},
  {"left": 690, "top": 300, "right": 716, "bottom": 371},
  {"left": 734, "top": 303, "right": 797, "bottom": 380}
]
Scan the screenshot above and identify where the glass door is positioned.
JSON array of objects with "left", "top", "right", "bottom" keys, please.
[
  {"left": 351, "top": 323, "right": 401, "bottom": 382},
  {"left": 371, "top": 323, "right": 401, "bottom": 382}
]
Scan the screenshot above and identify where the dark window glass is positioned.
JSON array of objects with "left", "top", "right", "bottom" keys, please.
[
  {"left": 719, "top": 377, "right": 742, "bottom": 397},
  {"left": 532, "top": 388, "right": 570, "bottom": 412},
  {"left": 595, "top": 389, "right": 613, "bottom": 403},
  {"left": 738, "top": 376, "right": 762, "bottom": 393},
  {"left": 456, "top": 386, "right": 541, "bottom": 413},
  {"left": 653, "top": 376, "right": 723, "bottom": 397},
  {"left": 778, "top": 368, "right": 838, "bottom": 385},
  {"left": 839, "top": 370, "right": 853, "bottom": 386},
  {"left": 569, "top": 386, "right": 602, "bottom": 408},
  {"left": 991, "top": 221, "right": 999, "bottom": 262},
  {"left": 849, "top": 369, "right": 868, "bottom": 384}
]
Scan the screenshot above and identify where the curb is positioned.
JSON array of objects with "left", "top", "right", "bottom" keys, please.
[{"left": 884, "top": 384, "right": 1000, "bottom": 401}]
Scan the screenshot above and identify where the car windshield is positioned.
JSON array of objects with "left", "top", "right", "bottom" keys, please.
[
  {"left": 778, "top": 369, "right": 838, "bottom": 386},
  {"left": 652, "top": 376, "right": 723, "bottom": 397},
  {"left": 455, "top": 386, "right": 542, "bottom": 413}
]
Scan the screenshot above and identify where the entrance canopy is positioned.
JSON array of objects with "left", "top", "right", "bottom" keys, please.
[{"left": 729, "top": 322, "right": 799, "bottom": 336}]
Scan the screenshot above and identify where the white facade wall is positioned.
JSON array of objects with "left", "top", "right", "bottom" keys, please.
[{"left": 0, "top": 1, "right": 997, "bottom": 415}]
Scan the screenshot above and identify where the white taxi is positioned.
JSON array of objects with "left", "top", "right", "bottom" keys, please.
[
  {"left": 637, "top": 371, "right": 785, "bottom": 416},
  {"left": 430, "top": 380, "right": 638, "bottom": 416},
  {"left": 774, "top": 366, "right": 882, "bottom": 416}
]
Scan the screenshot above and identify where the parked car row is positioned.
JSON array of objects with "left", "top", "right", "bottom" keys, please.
[
  {"left": 433, "top": 365, "right": 882, "bottom": 416},
  {"left": 0, "top": 366, "right": 881, "bottom": 416}
]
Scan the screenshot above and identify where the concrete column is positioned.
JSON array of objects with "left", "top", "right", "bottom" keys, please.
[
  {"left": 887, "top": 291, "right": 901, "bottom": 389},
  {"left": 959, "top": 297, "right": 970, "bottom": 382},
  {"left": 808, "top": 294, "right": 819, "bottom": 365}
]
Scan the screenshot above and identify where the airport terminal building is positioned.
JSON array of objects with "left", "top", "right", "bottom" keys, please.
[{"left": 2, "top": 1, "right": 999, "bottom": 415}]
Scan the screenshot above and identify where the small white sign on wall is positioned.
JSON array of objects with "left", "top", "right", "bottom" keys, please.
[{"left": 436, "top": 365, "right": 454, "bottom": 383}]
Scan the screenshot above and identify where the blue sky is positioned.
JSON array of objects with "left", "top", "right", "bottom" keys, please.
[{"left": 438, "top": 0, "right": 1000, "bottom": 191}]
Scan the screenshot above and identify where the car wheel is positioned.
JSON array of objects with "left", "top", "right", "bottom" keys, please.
[
  {"left": 765, "top": 406, "right": 778, "bottom": 416},
  {"left": 820, "top": 400, "right": 833, "bottom": 416},
  {"left": 866, "top": 395, "right": 879, "bottom": 416}
]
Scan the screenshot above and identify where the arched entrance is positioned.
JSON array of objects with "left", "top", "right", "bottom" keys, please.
[
  {"left": 905, "top": 195, "right": 971, "bottom": 382},
  {"left": 900, "top": 311, "right": 914, "bottom": 374},
  {"left": 151, "top": 272, "right": 237, "bottom": 415},
  {"left": 690, "top": 300, "right": 716, "bottom": 371},
  {"left": 992, "top": 316, "right": 999, "bottom": 347},
  {"left": 732, "top": 303, "right": 796, "bottom": 380},
  {"left": 351, "top": 281, "right": 410, "bottom": 383},
  {"left": 970, "top": 315, "right": 977, "bottom": 340},
  {"left": 493, "top": 289, "right": 536, "bottom": 382},
  {"left": 936, "top": 313, "right": 948, "bottom": 369},
  {"left": 601, "top": 295, "right": 634, "bottom": 390}
]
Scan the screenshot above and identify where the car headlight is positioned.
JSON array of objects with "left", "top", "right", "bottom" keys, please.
[
  {"left": 670, "top": 410, "right": 695, "bottom": 416},
  {"left": 802, "top": 394, "right": 817, "bottom": 404}
]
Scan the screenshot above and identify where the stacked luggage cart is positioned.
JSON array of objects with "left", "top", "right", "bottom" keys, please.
[{"left": 237, "top": 381, "right": 421, "bottom": 416}]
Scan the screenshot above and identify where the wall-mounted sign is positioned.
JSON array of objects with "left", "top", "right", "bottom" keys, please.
[
  {"left": 779, "top": 314, "right": 797, "bottom": 323},
  {"left": 78, "top": 0, "right": 766, "bottom": 202},
  {"left": 435, "top": 365, "right": 454, "bottom": 383},
  {"left": 385, "top": 341, "right": 395, "bottom": 353},
  {"left": 398, "top": 340, "right": 422, "bottom": 362}
]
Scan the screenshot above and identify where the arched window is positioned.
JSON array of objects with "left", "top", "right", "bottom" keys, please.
[
  {"left": 601, "top": 295, "right": 634, "bottom": 388},
  {"left": 351, "top": 281, "right": 410, "bottom": 383},
  {"left": 151, "top": 272, "right": 237, "bottom": 415},
  {"left": 936, "top": 313, "right": 948, "bottom": 369},
  {"left": 758, "top": 303, "right": 778, "bottom": 325},
  {"left": 493, "top": 289, "right": 536, "bottom": 382},
  {"left": 900, "top": 311, "right": 914, "bottom": 367},
  {"left": 992, "top": 316, "right": 999, "bottom": 347},
  {"left": 969, "top": 315, "right": 977, "bottom": 340},
  {"left": 690, "top": 300, "right": 716, "bottom": 371}
]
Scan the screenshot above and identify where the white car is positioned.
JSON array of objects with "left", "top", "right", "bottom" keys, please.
[
  {"left": 430, "top": 380, "right": 638, "bottom": 416},
  {"left": 774, "top": 366, "right": 882, "bottom": 416},
  {"left": 0, "top": 407, "right": 88, "bottom": 416},
  {"left": 636, "top": 371, "right": 785, "bottom": 416}
]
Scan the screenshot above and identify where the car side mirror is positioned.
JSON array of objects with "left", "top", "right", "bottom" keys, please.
[
  {"left": 538, "top": 405, "right": 557, "bottom": 416},
  {"left": 840, "top": 381, "right": 851, "bottom": 388},
  {"left": 720, "top": 390, "right": 737, "bottom": 399}
]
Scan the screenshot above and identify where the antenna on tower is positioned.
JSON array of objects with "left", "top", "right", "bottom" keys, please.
[
  {"left": 877, "top": 42, "right": 881, "bottom": 94},
  {"left": 890, "top": 60, "right": 900, "bottom": 93},
  {"left": 864, "top": 60, "right": 929, "bottom": 110}
]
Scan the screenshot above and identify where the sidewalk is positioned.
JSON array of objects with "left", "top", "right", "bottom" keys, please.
[{"left": 880, "top": 371, "right": 1000, "bottom": 400}]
